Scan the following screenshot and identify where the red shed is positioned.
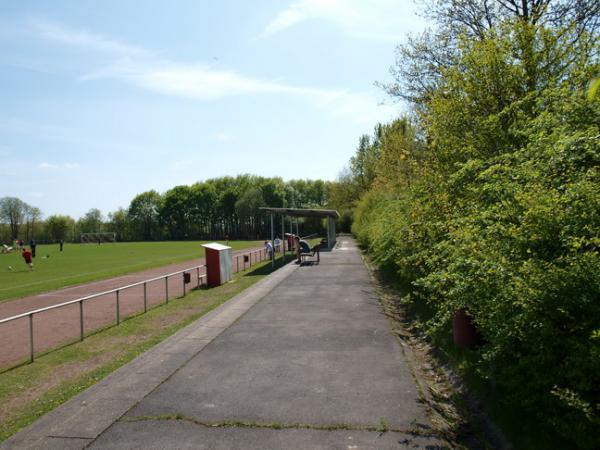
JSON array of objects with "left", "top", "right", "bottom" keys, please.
[{"left": 202, "top": 243, "right": 233, "bottom": 287}]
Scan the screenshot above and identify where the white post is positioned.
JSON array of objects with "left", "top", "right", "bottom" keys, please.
[
  {"left": 281, "top": 215, "right": 285, "bottom": 266},
  {"left": 328, "top": 216, "right": 335, "bottom": 249},
  {"left": 270, "top": 214, "right": 274, "bottom": 268}
]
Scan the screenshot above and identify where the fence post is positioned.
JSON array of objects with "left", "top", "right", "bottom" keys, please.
[
  {"left": 183, "top": 273, "right": 186, "bottom": 296},
  {"left": 79, "top": 300, "right": 84, "bottom": 341},
  {"left": 143, "top": 282, "right": 147, "bottom": 313},
  {"left": 237, "top": 255, "right": 239, "bottom": 273},
  {"left": 29, "top": 313, "right": 34, "bottom": 363},
  {"left": 116, "top": 290, "right": 120, "bottom": 324},
  {"left": 197, "top": 267, "right": 200, "bottom": 288},
  {"left": 165, "top": 276, "right": 169, "bottom": 304}
]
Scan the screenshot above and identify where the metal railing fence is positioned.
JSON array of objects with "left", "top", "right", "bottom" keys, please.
[{"left": 0, "top": 247, "right": 270, "bottom": 371}]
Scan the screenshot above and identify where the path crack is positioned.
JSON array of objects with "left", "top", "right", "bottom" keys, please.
[
  {"left": 120, "top": 414, "right": 439, "bottom": 437},
  {"left": 46, "top": 435, "right": 93, "bottom": 440}
]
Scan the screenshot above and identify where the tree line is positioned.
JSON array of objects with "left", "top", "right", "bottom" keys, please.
[
  {"left": 337, "top": 1, "right": 599, "bottom": 448},
  {"left": 0, "top": 176, "right": 333, "bottom": 244}
]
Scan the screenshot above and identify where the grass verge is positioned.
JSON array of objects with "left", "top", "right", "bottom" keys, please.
[{"left": 0, "top": 257, "right": 282, "bottom": 443}]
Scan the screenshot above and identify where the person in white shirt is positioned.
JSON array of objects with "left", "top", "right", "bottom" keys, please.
[{"left": 264, "top": 240, "right": 274, "bottom": 259}]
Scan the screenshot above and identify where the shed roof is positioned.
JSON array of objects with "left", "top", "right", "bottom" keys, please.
[
  {"left": 259, "top": 207, "right": 339, "bottom": 218},
  {"left": 201, "top": 243, "right": 232, "bottom": 251}
]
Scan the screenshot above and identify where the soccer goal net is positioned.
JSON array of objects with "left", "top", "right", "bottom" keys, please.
[{"left": 80, "top": 232, "right": 117, "bottom": 244}]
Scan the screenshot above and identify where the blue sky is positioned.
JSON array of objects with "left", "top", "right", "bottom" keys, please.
[{"left": 1, "top": 0, "right": 428, "bottom": 219}]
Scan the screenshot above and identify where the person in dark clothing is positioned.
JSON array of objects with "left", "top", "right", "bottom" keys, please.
[
  {"left": 59, "top": 239, "right": 64, "bottom": 251},
  {"left": 294, "top": 236, "right": 311, "bottom": 263},
  {"left": 29, "top": 239, "right": 36, "bottom": 258},
  {"left": 299, "top": 239, "right": 310, "bottom": 253}
]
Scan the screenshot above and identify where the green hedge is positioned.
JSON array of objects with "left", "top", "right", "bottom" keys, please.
[{"left": 353, "top": 86, "right": 600, "bottom": 448}]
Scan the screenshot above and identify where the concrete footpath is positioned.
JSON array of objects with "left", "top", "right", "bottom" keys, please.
[{"left": 2, "top": 236, "right": 443, "bottom": 449}]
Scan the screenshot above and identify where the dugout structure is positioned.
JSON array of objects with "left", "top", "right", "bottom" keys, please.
[
  {"left": 259, "top": 207, "right": 339, "bottom": 267},
  {"left": 80, "top": 232, "right": 117, "bottom": 243}
]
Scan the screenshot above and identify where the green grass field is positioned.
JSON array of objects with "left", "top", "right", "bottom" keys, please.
[{"left": 0, "top": 240, "right": 262, "bottom": 303}]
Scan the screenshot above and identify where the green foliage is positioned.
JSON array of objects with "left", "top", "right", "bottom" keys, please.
[
  {"left": 2, "top": 176, "right": 334, "bottom": 244},
  {"left": 77, "top": 208, "right": 103, "bottom": 234},
  {"left": 589, "top": 77, "right": 600, "bottom": 100},
  {"left": 44, "top": 215, "right": 74, "bottom": 242},
  {"left": 127, "top": 190, "right": 163, "bottom": 241},
  {"left": 348, "top": 9, "right": 600, "bottom": 448},
  {"left": 0, "top": 197, "right": 29, "bottom": 240}
]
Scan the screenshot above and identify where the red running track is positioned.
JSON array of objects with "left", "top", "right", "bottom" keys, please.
[{"left": 0, "top": 247, "right": 270, "bottom": 370}]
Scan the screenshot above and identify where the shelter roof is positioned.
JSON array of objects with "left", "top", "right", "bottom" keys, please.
[{"left": 259, "top": 207, "right": 339, "bottom": 218}]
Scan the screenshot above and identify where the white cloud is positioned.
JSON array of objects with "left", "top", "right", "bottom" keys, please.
[
  {"left": 257, "top": 0, "right": 421, "bottom": 41},
  {"left": 30, "top": 20, "right": 395, "bottom": 125},
  {"left": 215, "top": 133, "right": 233, "bottom": 142},
  {"left": 39, "top": 162, "right": 79, "bottom": 170},
  {"left": 257, "top": 3, "right": 310, "bottom": 39},
  {"left": 28, "top": 17, "right": 151, "bottom": 57},
  {"left": 82, "top": 59, "right": 394, "bottom": 124}
]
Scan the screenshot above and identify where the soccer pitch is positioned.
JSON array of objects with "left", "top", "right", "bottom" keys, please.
[{"left": 0, "top": 240, "right": 261, "bottom": 303}]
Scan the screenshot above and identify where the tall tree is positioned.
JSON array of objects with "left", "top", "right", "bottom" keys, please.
[
  {"left": 78, "top": 208, "right": 104, "bottom": 234},
  {"left": 107, "top": 208, "right": 129, "bottom": 241},
  {"left": 0, "top": 197, "right": 28, "bottom": 239},
  {"left": 24, "top": 205, "right": 42, "bottom": 240},
  {"left": 189, "top": 183, "right": 217, "bottom": 238},
  {"left": 160, "top": 185, "right": 193, "bottom": 239},
  {"left": 381, "top": 0, "right": 600, "bottom": 105},
  {"left": 45, "top": 215, "right": 74, "bottom": 242},
  {"left": 128, "top": 190, "right": 162, "bottom": 241}
]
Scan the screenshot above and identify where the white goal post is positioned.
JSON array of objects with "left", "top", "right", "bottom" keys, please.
[{"left": 80, "top": 232, "right": 117, "bottom": 243}]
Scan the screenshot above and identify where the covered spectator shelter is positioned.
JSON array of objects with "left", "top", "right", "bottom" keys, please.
[{"left": 259, "top": 207, "right": 340, "bottom": 267}]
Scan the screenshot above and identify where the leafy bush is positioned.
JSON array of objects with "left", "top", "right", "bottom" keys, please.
[{"left": 352, "top": 63, "right": 600, "bottom": 448}]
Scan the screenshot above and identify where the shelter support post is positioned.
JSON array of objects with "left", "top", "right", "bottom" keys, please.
[
  {"left": 281, "top": 215, "right": 285, "bottom": 265},
  {"left": 328, "top": 216, "right": 336, "bottom": 249},
  {"left": 270, "top": 214, "right": 274, "bottom": 268}
]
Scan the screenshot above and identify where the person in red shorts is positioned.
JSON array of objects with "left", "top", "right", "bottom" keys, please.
[{"left": 22, "top": 247, "right": 33, "bottom": 271}]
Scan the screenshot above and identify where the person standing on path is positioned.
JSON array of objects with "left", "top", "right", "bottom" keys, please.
[
  {"left": 22, "top": 247, "right": 33, "bottom": 271},
  {"left": 29, "top": 239, "right": 36, "bottom": 258}
]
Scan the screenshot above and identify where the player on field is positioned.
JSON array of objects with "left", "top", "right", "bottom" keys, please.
[{"left": 22, "top": 247, "right": 33, "bottom": 271}]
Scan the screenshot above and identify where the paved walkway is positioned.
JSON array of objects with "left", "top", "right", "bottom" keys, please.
[{"left": 1, "top": 236, "right": 442, "bottom": 449}]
